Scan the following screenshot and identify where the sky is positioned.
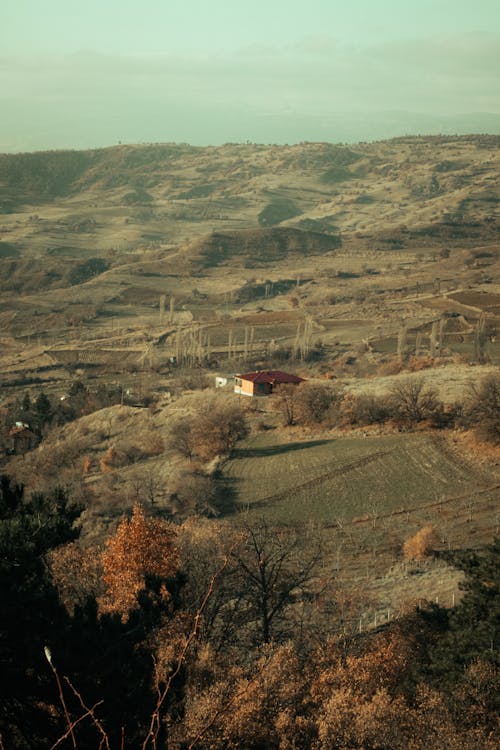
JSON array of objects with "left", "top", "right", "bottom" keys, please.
[{"left": 1, "top": 0, "right": 499, "bottom": 151}]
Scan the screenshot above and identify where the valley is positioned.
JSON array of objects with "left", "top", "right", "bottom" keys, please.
[{"left": 0, "top": 134, "right": 499, "bottom": 628}]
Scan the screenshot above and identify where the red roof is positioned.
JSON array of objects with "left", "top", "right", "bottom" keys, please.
[{"left": 237, "top": 370, "right": 305, "bottom": 384}]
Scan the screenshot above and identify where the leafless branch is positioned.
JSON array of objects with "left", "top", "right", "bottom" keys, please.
[{"left": 141, "top": 540, "right": 240, "bottom": 750}]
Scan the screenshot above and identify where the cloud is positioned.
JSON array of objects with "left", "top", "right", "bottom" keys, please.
[
  {"left": 369, "top": 32, "right": 500, "bottom": 77},
  {"left": 1, "top": 31, "right": 499, "bottom": 151}
]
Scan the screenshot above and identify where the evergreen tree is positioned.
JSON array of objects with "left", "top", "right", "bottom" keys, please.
[
  {"left": 0, "top": 479, "right": 177, "bottom": 748},
  {"left": 0, "top": 476, "right": 82, "bottom": 747},
  {"left": 34, "top": 392, "right": 52, "bottom": 430},
  {"left": 425, "top": 539, "right": 499, "bottom": 684}
]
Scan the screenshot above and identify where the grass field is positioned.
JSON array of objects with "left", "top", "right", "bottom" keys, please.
[
  {"left": 221, "top": 430, "right": 496, "bottom": 525},
  {"left": 220, "top": 428, "right": 498, "bottom": 627}
]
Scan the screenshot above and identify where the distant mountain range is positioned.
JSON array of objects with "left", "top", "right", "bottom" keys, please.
[{"left": 1, "top": 110, "right": 499, "bottom": 153}]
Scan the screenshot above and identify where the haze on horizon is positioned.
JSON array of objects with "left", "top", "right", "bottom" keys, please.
[{"left": 1, "top": 0, "right": 499, "bottom": 153}]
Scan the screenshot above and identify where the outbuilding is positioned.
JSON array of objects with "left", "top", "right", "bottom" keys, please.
[{"left": 9, "top": 425, "right": 38, "bottom": 455}]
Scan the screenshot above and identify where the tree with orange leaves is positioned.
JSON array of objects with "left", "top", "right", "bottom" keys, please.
[{"left": 98, "top": 503, "right": 180, "bottom": 620}]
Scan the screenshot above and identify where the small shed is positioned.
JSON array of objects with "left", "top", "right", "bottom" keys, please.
[
  {"left": 9, "top": 425, "right": 38, "bottom": 455},
  {"left": 234, "top": 370, "right": 305, "bottom": 397},
  {"left": 215, "top": 374, "right": 235, "bottom": 389}
]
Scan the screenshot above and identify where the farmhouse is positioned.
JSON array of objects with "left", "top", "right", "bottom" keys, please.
[{"left": 234, "top": 370, "right": 305, "bottom": 397}]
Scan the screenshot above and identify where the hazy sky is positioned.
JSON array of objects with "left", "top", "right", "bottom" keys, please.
[{"left": 1, "top": 0, "right": 499, "bottom": 151}]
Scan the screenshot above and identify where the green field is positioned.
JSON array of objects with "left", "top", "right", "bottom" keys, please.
[{"left": 221, "top": 431, "right": 493, "bottom": 525}]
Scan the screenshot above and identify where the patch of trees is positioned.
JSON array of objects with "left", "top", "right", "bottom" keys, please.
[
  {"left": 276, "top": 375, "right": 499, "bottom": 445},
  {"left": 173, "top": 182, "right": 220, "bottom": 199},
  {"left": 1, "top": 472, "right": 498, "bottom": 749},
  {"left": 340, "top": 374, "right": 499, "bottom": 441},
  {"left": 0, "top": 241, "right": 20, "bottom": 258},
  {"left": 295, "top": 217, "right": 341, "bottom": 235},
  {"left": 320, "top": 165, "right": 355, "bottom": 184},
  {"left": 235, "top": 277, "right": 302, "bottom": 304},
  {"left": 7, "top": 382, "right": 127, "bottom": 438},
  {"left": 195, "top": 227, "right": 337, "bottom": 269},
  {"left": 122, "top": 188, "right": 154, "bottom": 205}
]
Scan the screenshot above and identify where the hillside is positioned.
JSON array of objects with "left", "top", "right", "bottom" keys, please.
[
  {"left": 0, "top": 134, "right": 498, "bottom": 614},
  {"left": 1, "top": 136, "right": 499, "bottom": 749},
  {"left": 0, "top": 135, "right": 498, "bottom": 357}
]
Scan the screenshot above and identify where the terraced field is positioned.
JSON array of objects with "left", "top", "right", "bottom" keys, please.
[
  {"left": 220, "top": 429, "right": 498, "bottom": 620},
  {"left": 221, "top": 431, "right": 496, "bottom": 525}
]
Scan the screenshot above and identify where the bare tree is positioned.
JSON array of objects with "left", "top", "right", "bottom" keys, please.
[
  {"left": 292, "top": 317, "right": 314, "bottom": 361},
  {"left": 389, "top": 378, "right": 440, "bottom": 426},
  {"left": 295, "top": 382, "right": 339, "bottom": 425},
  {"left": 474, "top": 314, "right": 489, "bottom": 364},
  {"left": 275, "top": 384, "right": 298, "bottom": 426},
  {"left": 465, "top": 374, "right": 500, "bottom": 444},
  {"left": 397, "top": 325, "right": 409, "bottom": 362},
  {"left": 169, "top": 418, "right": 195, "bottom": 460},
  {"left": 169, "top": 398, "right": 249, "bottom": 461},
  {"left": 232, "top": 522, "right": 324, "bottom": 644}
]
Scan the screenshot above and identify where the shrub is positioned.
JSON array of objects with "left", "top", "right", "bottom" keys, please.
[
  {"left": 403, "top": 526, "right": 438, "bottom": 561},
  {"left": 389, "top": 378, "right": 441, "bottom": 426},
  {"left": 169, "top": 398, "right": 249, "bottom": 461},
  {"left": 465, "top": 375, "right": 500, "bottom": 444},
  {"left": 168, "top": 469, "right": 218, "bottom": 516},
  {"left": 342, "top": 393, "right": 392, "bottom": 426},
  {"left": 295, "top": 382, "right": 340, "bottom": 425},
  {"left": 178, "top": 370, "right": 211, "bottom": 391}
]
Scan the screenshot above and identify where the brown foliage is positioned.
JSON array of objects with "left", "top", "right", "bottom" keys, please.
[
  {"left": 340, "top": 392, "right": 391, "bottom": 426},
  {"left": 169, "top": 397, "right": 249, "bottom": 461},
  {"left": 294, "top": 382, "right": 340, "bottom": 425},
  {"left": 99, "top": 445, "right": 117, "bottom": 473},
  {"left": 176, "top": 627, "right": 500, "bottom": 750},
  {"left": 466, "top": 374, "right": 500, "bottom": 445},
  {"left": 98, "top": 503, "right": 180, "bottom": 620},
  {"left": 403, "top": 526, "right": 438, "bottom": 561},
  {"left": 48, "top": 541, "right": 103, "bottom": 613},
  {"left": 178, "top": 643, "right": 309, "bottom": 750}
]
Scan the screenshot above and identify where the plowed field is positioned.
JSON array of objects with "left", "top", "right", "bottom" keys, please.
[{"left": 222, "top": 431, "right": 496, "bottom": 526}]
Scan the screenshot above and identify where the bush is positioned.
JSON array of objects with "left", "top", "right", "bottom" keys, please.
[
  {"left": 403, "top": 526, "right": 438, "bottom": 560},
  {"left": 178, "top": 369, "right": 211, "bottom": 391},
  {"left": 389, "top": 378, "right": 441, "bottom": 426},
  {"left": 341, "top": 393, "right": 392, "bottom": 426},
  {"left": 465, "top": 375, "right": 500, "bottom": 444},
  {"left": 295, "top": 382, "right": 340, "bottom": 425},
  {"left": 168, "top": 469, "right": 218, "bottom": 516},
  {"left": 169, "top": 397, "right": 249, "bottom": 461}
]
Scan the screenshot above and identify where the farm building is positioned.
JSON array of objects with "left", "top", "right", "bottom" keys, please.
[
  {"left": 9, "top": 425, "right": 38, "bottom": 455},
  {"left": 234, "top": 370, "right": 305, "bottom": 397}
]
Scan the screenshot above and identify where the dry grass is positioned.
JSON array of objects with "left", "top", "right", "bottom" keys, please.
[{"left": 1, "top": 136, "right": 499, "bottom": 609}]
